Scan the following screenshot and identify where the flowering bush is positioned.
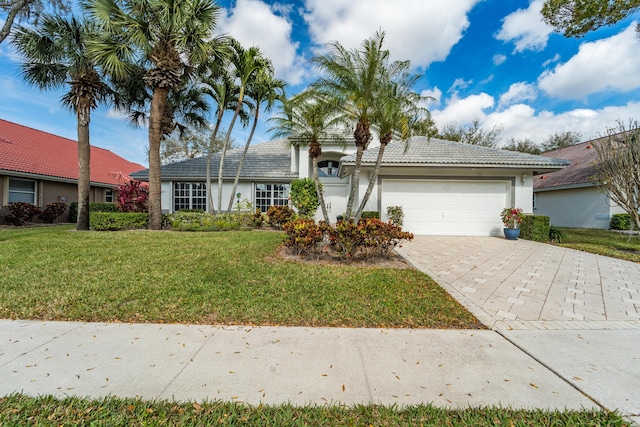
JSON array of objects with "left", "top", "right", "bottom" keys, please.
[
  {"left": 116, "top": 180, "right": 148, "bottom": 213},
  {"left": 501, "top": 207, "right": 524, "bottom": 229}
]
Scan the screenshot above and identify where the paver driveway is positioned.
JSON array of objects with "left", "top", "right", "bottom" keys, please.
[{"left": 396, "top": 236, "right": 640, "bottom": 330}]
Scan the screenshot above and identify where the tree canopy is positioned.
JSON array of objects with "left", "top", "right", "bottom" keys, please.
[{"left": 541, "top": 0, "right": 640, "bottom": 38}]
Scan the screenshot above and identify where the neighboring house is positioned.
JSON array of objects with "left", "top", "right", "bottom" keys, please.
[
  {"left": 0, "top": 118, "right": 145, "bottom": 220},
  {"left": 533, "top": 138, "right": 626, "bottom": 229},
  {"left": 132, "top": 134, "right": 567, "bottom": 236}
]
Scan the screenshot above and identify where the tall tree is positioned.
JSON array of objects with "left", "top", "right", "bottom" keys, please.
[
  {"left": 355, "top": 69, "right": 430, "bottom": 220},
  {"left": 269, "top": 93, "right": 346, "bottom": 223},
  {"left": 226, "top": 58, "right": 285, "bottom": 212},
  {"left": 311, "top": 31, "right": 396, "bottom": 219},
  {"left": 13, "top": 14, "right": 108, "bottom": 230},
  {"left": 591, "top": 119, "right": 640, "bottom": 231},
  {"left": 161, "top": 129, "right": 208, "bottom": 164},
  {"left": 439, "top": 118, "right": 503, "bottom": 148},
  {"left": 216, "top": 40, "right": 262, "bottom": 214},
  {"left": 542, "top": 130, "right": 582, "bottom": 151},
  {"left": 1, "top": 0, "right": 68, "bottom": 45},
  {"left": 85, "top": 0, "right": 222, "bottom": 229},
  {"left": 541, "top": 0, "right": 640, "bottom": 38},
  {"left": 503, "top": 137, "right": 542, "bottom": 155}
]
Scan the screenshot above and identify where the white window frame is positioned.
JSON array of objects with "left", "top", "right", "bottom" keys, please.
[
  {"left": 255, "top": 183, "right": 289, "bottom": 213},
  {"left": 105, "top": 188, "right": 114, "bottom": 203},
  {"left": 173, "top": 182, "right": 207, "bottom": 211},
  {"left": 8, "top": 178, "right": 37, "bottom": 204}
]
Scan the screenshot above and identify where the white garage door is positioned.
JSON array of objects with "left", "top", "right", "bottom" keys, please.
[{"left": 381, "top": 179, "right": 510, "bottom": 236}]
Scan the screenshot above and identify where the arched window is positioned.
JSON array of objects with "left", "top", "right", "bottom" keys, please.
[{"left": 318, "top": 160, "right": 339, "bottom": 177}]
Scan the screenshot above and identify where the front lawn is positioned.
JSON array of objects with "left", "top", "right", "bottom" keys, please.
[
  {"left": 0, "top": 225, "right": 481, "bottom": 328},
  {"left": 0, "top": 394, "right": 627, "bottom": 426},
  {"left": 553, "top": 228, "right": 640, "bottom": 263}
]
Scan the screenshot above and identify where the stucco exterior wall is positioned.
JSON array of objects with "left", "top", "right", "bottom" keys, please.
[{"left": 534, "top": 186, "right": 625, "bottom": 229}]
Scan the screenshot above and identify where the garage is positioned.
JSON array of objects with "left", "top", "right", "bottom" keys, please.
[{"left": 381, "top": 179, "right": 510, "bottom": 236}]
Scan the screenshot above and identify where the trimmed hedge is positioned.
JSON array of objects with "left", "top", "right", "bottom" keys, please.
[
  {"left": 610, "top": 213, "right": 634, "bottom": 230},
  {"left": 169, "top": 211, "right": 256, "bottom": 231},
  {"left": 520, "top": 215, "right": 550, "bottom": 242},
  {"left": 361, "top": 211, "right": 380, "bottom": 219},
  {"left": 90, "top": 212, "right": 149, "bottom": 231},
  {"left": 91, "top": 202, "right": 118, "bottom": 212}
]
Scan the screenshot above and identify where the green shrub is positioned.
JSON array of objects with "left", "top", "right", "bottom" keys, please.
[
  {"left": 361, "top": 211, "right": 380, "bottom": 219},
  {"left": 610, "top": 213, "right": 633, "bottom": 230},
  {"left": 90, "top": 202, "right": 118, "bottom": 212},
  {"left": 520, "top": 215, "right": 550, "bottom": 242},
  {"left": 266, "top": 205, "right": 296, "bottom": 229},
  {"left": 169, "top": 211, "right": 256, "bottom": 231},
  {"left": 325, "top": 219, "right": 363, "bottom": 261},
  {"left": 39, "top": 202, "right": 68, "bottom": 223},
  {"left": 290, "top": 178, "right": 319, "bottom": 217},
  {"left": 90, "top": 212, "right": 149, "bottom": 231},
  {"left": 68, "top": 202, "right": 78, "bottom": 223},
  {"left": 386, "top": 206, "right": 404, "bottom": 226},
  {"left": 252, "top": 209, "right": 264, "bottom": 228},
  {"left": 548, "top": 226, "right": 566, "bottom": 243},
  {"left": 4, "top": 202, "right": 41, "bottom": 226},
  {"left": 358, "top": 218, "right": 414, "bottom": 260}
]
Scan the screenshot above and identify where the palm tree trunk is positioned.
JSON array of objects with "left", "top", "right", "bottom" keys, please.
[
  {"left": 311, "top": 156, "right": 330, "bottom": 223},
  {"left": 345, "top": 119, "right": 370, "bottom": 219},
  {"left": 206, "top": 112, "right": 223, "bottom": 213},
  {"left": 355, "top": 131, "right": 391, "bottom": 221},
  {"left": 227, "top": 105, "right": 260, "bottom": 212},
  {"left": 148, "top": 86, "right": 169, "bottom": 230},
  {"left": 218, "top": 87, "right": 244, "bottom": 214},
  {"left": 76, "top": 98, "right": 91, "bottom": 231}
]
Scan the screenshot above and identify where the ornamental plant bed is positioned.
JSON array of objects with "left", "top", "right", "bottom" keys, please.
[{"left": 278, "top": 244, "right": 412, "bottom": 269}]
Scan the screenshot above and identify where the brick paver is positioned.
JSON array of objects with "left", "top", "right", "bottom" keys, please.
[{"left": 397, "top": 237, "right": 640, "bottom": 330}]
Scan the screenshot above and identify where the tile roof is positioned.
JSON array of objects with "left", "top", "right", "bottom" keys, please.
[
  {"left": 0, "top": 118, "right": 145, "bottom": 186},
  {"left": 534, "top": 140, "right": 601, "bottom": 190},
  {"left": 340, "top": 137, "right": 570, "bottom": 169},
  {"left": 130, "top": 138, "right": 297, "bottom": 181}
]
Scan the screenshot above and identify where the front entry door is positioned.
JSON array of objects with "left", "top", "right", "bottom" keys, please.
[{"left": 318, "top": 183, "right": 348, "bottom": 223}]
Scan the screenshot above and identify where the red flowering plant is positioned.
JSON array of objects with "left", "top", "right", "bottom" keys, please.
[{"left": 501, "top": 207, "right": 524, "bottom": 229}]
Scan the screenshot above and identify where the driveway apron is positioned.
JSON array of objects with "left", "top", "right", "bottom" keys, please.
[
  {"left": 396, "top": 236, "right": 640, "bottom": 330},
  {"left": 397, "top": 236, "right": 640, "bottom": 424}
]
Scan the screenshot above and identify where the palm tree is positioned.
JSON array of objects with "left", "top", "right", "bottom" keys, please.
[
  {"left": 269, "top": 93, "right": 346, "bottom": 223},
  {"left": 226, "top": 58, "right": 285, "bottom": 212},
  {"left": 311, "top": 30, "right": 392, "bottom": 220},
  {"left": 84, "top": 0, "right": 222, "bottom": 229},
  {"left": 354, "top": 69, "right": 431, "bottom": 220},
  {"left": 13, "top": 14, "right": 109, "bottom": 231},
  {"left": 216, "top": 40, "right": 264, "bottom": 214}
]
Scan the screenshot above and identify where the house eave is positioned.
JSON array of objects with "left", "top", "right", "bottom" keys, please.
[
  {"left": 533, "top": 182, "right": 597, "bottom": 192},
  {"left": 338, "top": 162, "right": 567, "bottom": 178},
  {"left": 0, "top": 168, "right": 114, "bottom": 187}
]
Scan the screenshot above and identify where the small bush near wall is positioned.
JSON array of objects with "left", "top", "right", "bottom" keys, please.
[
  {"left": 39, "top": 202, "right": 68, "bottom": 223},
  {"left": 520, "top": 215, "right": 550, "bottom": 242},
  {"left": 610, "top": 213, "right": 634, "bottom": 230},
  {"left": 68, "top": 202, "right": 78, "bottom": 223},
  {"left": 90, "top": 212, "right": 149, "bottom": 231},
  {"left": 361, "top": 211, "right": 380, "bottom": 219},
  {"left": 4, "top": 202, "right": 41, "bottom": 226},
  {"left": 266, "top": 205, "right": 296, "bottom": 229}
]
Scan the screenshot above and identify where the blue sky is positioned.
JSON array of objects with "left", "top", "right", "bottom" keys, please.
[{"left": 1, "top": 0, "right": 639, "bottom": 167}]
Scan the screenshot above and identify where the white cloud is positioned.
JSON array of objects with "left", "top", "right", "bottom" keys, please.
[
  {"left": 448, "top": 78, "right": 473, "bottom": 93},
  {"left": 542, "top": 53, "right": 561, "bottom": 67},
  {"left": 493, "top": 54, "right": 507, "bottom": 66},
  {"left": 431, "top": 93, "right": 495, "bottom": 125},
  {"left": 498, "top": 82, "right": 537, "bottom": 109},
  {"left": 220, "top": 0, "right": 306, "bottom": 85},
  {"left": 421, "top": 87, "right": 442, "bottom": 107},
  {"left": 303, "top": 0, "right": 480, "bottom": 69},
  {"left": 495, "top": 0, "right": 553, "bottom": 53},
  {"left": 538, "top": 23, "right": 640, "bottom": 99}
]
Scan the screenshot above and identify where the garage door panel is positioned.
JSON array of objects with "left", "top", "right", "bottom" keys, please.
[{"left": 381, "top": 179, "right": 509, "bottom": 236}]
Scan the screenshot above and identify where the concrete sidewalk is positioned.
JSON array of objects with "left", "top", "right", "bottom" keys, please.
[{"left": 0, "top": 320, "right": 595, "bottom": 409}]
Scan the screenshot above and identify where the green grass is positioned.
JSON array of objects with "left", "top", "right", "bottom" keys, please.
[
  {"left": 553, "top": 228, "right": 640, "bottom": 263},
  {"left": 0, "top": 225, "right": 481, "bottom": 328},
  {"left": 0, "top": 394, "right": 628, "bottom": 426}
]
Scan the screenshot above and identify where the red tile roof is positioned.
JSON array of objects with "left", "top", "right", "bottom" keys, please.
[
  {"left": 0, "top": 118, "right": 145, "bottom": 186},
  {"left": 534, "top": 139, "right": 601, "bottom": 190}
]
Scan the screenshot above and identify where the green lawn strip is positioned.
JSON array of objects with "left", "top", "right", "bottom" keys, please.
[
  {"left": 0, "top": 226, "right": 481, "bottom": 328},
  {"left": 0, "top": 394, "right": 628, "bottom": 426},
  {"left": 554, "top": 228, "right": 640, "bottom": 263}
]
